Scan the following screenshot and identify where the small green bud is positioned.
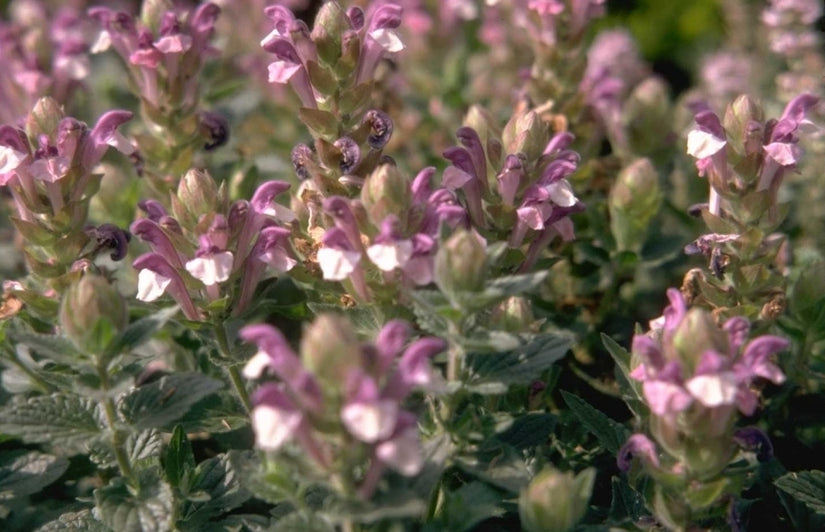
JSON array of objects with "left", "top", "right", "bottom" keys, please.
[
  {"left": 670, "top": 308, "right": 728, "bottom": 371},
  {"left": 723, "top": 94, "right": 764, "bottom": 156},
  {"left": 361, "top": 163, "right": 411, "bottom": 227},
  {"left": 624, "top": 78, "right": 672, "bottom": 156},
  {"left": 502, "top": 110, "right": 546, "bottom": 162},
  {"left": 59, "top": 274, "right": 127, "bottom": 355},
  {"left": 519, "top": 467, "right": 596, "bottom": 532},
  {"left": 172, "top": 169, "right": 219, "bottom": 229},
  {"left": 490, "top": 296, "right": 538, "bottom": 333},
  {"left": 608, "top": 158, "right": 661, "bottom": 251},
  {"left": 300, "top": 314, "right": 362, "bottom": 391},
  {"left": 26, "top": 97, "right": 63, "bottom": 143},
  {"left": 434, "top": 229, "right": 487, "bottom": 301},
  {"left": 311, "top": 2, "right": 348, "bottom": 67}
]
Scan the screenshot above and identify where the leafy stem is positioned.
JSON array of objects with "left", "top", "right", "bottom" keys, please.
[
  {"left": 96, "top": 359, "right": 136, "bottom": 486},
  {"left": 213, "top": 322, "right": 252, "bottom": 413}
]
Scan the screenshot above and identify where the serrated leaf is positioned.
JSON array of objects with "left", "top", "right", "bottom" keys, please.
[
  {"left": 35, "top": 510, "right": 111, "bottom": 532},
  {"left": 602, "top": 334, "right": 647, "bottom": 418},
  {"left": 443, "top": 481, "right": 506, "bottom": 532},
  {"left": 179, "top": 451, "right": 252, "bottom": 527},
  {"left": 90, "top": 430, "right": 162, "bottom": 470},
  {"left": 176, "top": 392, "right": 249, "bottom": 433},
  {"left": 560, "top": 391, "right": 630, "bottom": 454},
  {"left": 6, "top": 329, "right": 83, "bottom": 365},
  {"left": 494, "top": 413, "right": 556, "bottom": 450},
  {"left": 608, "top": 476, "right": 648, "bottom": 522},
  {"left": 775, "top": 470, "right": 825, "bottom": 515},
  {"left": 465, "top": 334, "right": 570, "bottom": 394},
  {"left": 409, "top": 290, "right": 452, "bottom": 336},
  {"left": 120, "top": 373, "right": 223, "bottom": 430},
  {"left": 164, "top": 425, "right": 195, "bottom": 489},
  {"left": 0, "top": 394, "right": 102, "bottom": 453},
  {"left": 94, "top": 469, "right": 174, "bottom": 532},
  {"left": 104, "top": 307, "right": 179, "bottom": 359},
  {"left": 0, "top": 450, "right": 69, "bottom": 500}
]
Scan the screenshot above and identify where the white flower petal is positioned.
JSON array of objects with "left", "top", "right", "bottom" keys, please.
[
  {"left": 259, "top": 247, "right": 298, "bottom": 272},
  {"left": 136, "top": 269, "right": 171, "bottom": 302},
  {"left": 686, "top": 129, "right": 727, "bottom": 159},
  {"left": 185, "top": 252, "right": 234, "bottom": 286},
  {"left": 367, "top": 240, "right": 413, "bottom": 271},
  {"left": 317, "top": 247, "right": 361, "bottom": 281},
  {"left": 90, "top": 30, "right": 111, "bottom": 53},
  {"left": 0, "top": 146, "right": 26, "bottom": 175},
  {"left": 267, "top": 60, "right": 301, "bottom": 84},
  {"left": 545, "top": 179, "right": 578, "bottom": 207},
  {"left": 261, "top": 202, "right": 297, "bottom": 223},
  {"left": 341, "top": 400, "right": 398, "bottom": 443},
  {"left": 376, "top": 428, "right": 423, "bottom": 476},
  {"left": 686, "top": 372, "right": 739, "bottom": 407},
  {"left": 763, "top": 142, "right": 800, "bottom": 166},
  {"left": 252, "top": 404, "right": 301, "bottom": 451},
  {"left": 369, "top": 28, "right": 405, "bottom": 53},
  {"left": 242, "top": 350, "right": 271, "bottom": 379}
]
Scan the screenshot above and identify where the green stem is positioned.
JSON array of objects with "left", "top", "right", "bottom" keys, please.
[
  {"left": 213, "top": 323, "right": 252, "bottom": 413},
  {"left": 97, "top": 363, "right": 136, "bottom": 485}
]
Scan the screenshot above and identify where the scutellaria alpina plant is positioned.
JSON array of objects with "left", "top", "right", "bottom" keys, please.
[{"left": 1, "top": 1, "right": 825, "bottom": 531}]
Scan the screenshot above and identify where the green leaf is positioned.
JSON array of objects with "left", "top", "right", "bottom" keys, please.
[
  {"left": 35, "top": 510, "right": 111, "bottom": 532},
  {"left": 272, "top": 512, "right": 335, "bottom": 532},
  {"left": 409, "top": 290, "right": 452, "bottom": 336},
  {"left": 178, "top": 451, "right": 252, "bottom": 527},
  {"left": 0, "top": 394, "right": 102, "bottom": 453},
  {"left": 0, "top": 450, "right": 69, "bottom": 500},
  {"left": 6, "top": 329, "right": 83, "bottom": 365},
  {"left": 176, "top": 392, "right": 249, "bottom": 434},
  {"left": 89, "top": 430, "right": 162, "bottom": 471},
  {"left": 442, "top": 481, "right": 506, "bottom": 532},
  {"left": 560, "top": 391, "right": 630, "bottom": 454},
  {"left": 120, "top": 373, "right": 223, "bottom": 430},
  {"left": 608, "top": 476, "right": 648, "bottom": 522},
  {"left": 775, "top": 470, "right": 825, "bottom": 515},
  {"left": 94, "top": 469, "right": 174, "bottom": 532},
  {"left": 602, "top": 334, "right": 647, "bottom": 418},
  {"left": 465, "top": 334, "right": 571, "bottom": 394},
  {"left": 164, "top": 425, "right": 195, "bottom": 489},
  {"left": 298, "top": 108, "right": 338, "bottom": 139},
  {"left": 104, "top": 307, "right": 179, "bottom": 359},
  {"left": 494, "top": 413, "right": 557, "bottom": 450}
]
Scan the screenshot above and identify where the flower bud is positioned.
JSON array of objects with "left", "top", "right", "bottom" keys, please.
[
  {"left": 518, "top": 467, "right": 595, "bottom": 532},
  {"left": 172, "top": 168, "right": 220, "bottom": 229},
  {"left": 361, "top": 163, "right": 411, "bottom": 226},
  {"left": 59, "top": 274, "right": 127, "bottom": 355},
  {"left": 26, "top": 97, "right": 63, "bottom": 143},
  {"left": 669, "top": 308, "right": 728, "bottom": 371},
  {"left": 489, "top": 296, "right": 537, "bottom": 333},
  {"left": 434, "top": 229, "right": 487, "bottom": 301},
  {"left": 300, "top": 314, "right": 362, "bottom": 391},
  {"left": 608, "top": 158, "right": 661, "bottom": 251},
  {"left": 311, "top": 2, "right": 348, "bottom": 67},
  {"left": 624, "top": 78, "right": 672, "bottom": 155},
  {"left": 502, "top": 110, "right": 546, "bottom": 162},
  {"left": 723, "top": 94, "right": 764, "bottom": 155}
]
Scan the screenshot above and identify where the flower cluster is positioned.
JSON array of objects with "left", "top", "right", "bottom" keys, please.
[
  {"left": 0, "top": 97, "right": 132, "bottom": 291},
  {"left": 90, "top": 1, "right": 225, "bottom": 194},
  {"left": 0, "top": 1, "right": 94, "bottom": 124},
  {"left": 442, "top": 109, "right": 585, "bottom": 271},
  {"left": 131, "top": 170, "right": 297, "bottom": 320},
  {"left": 266, "top": 2, "right": 403, "bottom": 197},
  {"left": 619, "top": 288, "right": 787, "bottom": 528},
  {"left": 242, "top": 315, "right": 445, "bottom": 498}
]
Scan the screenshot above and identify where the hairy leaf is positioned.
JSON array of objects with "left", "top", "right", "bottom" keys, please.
[
  {"left": 775, "top": 470, "right": 825, "bottom": 516},
  {"left": 0, "top": 394, "right": 102, "bottom": 453},
  {"left": 94, "top": 469, "right": 173, "bottom": 532},
  {"left": 560, "top": 391, "right": 630, "bottom": 454},
  {"left": 0, "top": 450, "right": 69, "bottom": 500},
  {"left": 465, "top": 334, "right": 571, "bottom": 394},
  {"left": 120, "top": 373, "right": 223, "bottom": 430},
  {"left": 178, "top": 451, "right": 253, "bottom": 527}
]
